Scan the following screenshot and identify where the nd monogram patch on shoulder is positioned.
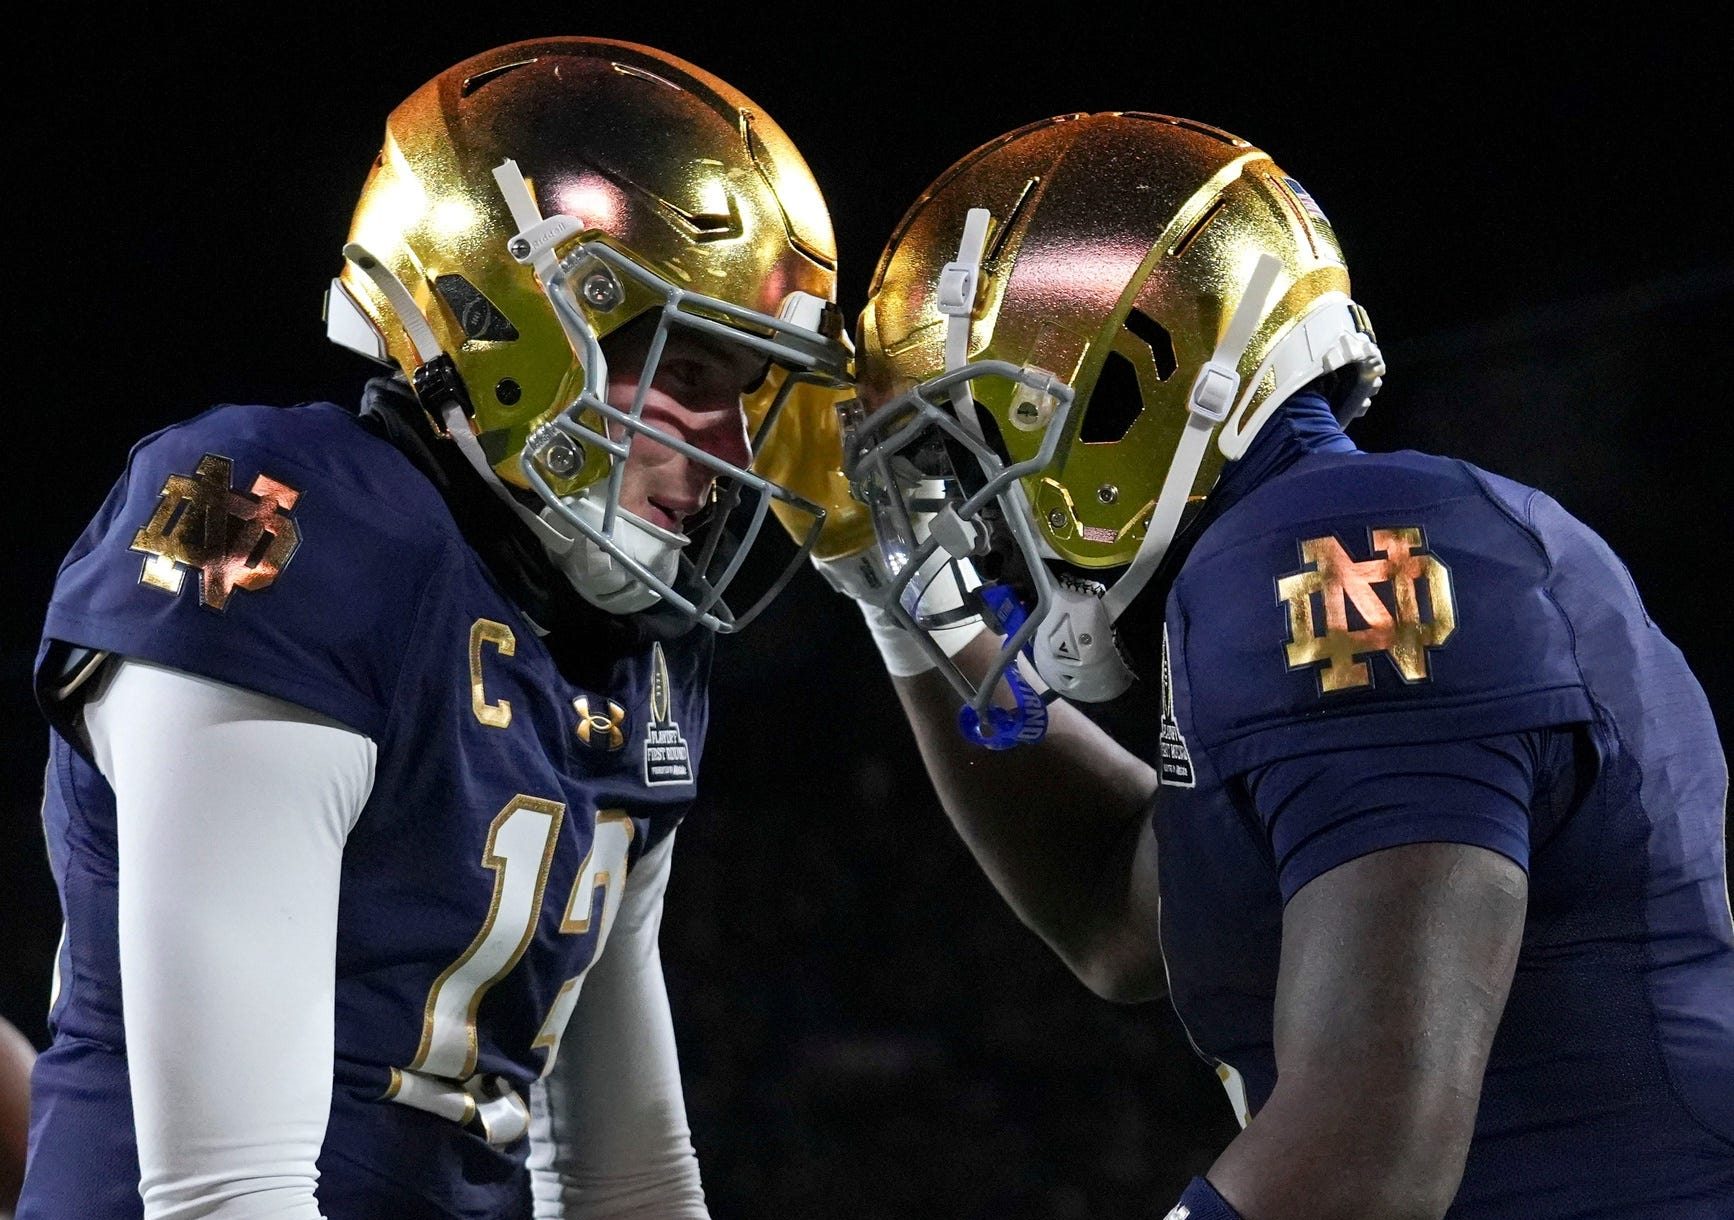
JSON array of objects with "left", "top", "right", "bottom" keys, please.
[
  {"left": 1276, "top": 526, "right": 1456, "bottom": 694},
  {"left": 129, "top": 453, "right": 302, "bottom": 611}
]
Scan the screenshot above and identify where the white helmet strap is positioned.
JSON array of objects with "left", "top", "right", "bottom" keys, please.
[
  {"left": 491, "top": 159, "right": 583, "bottom": 290},
  {"left": 341, "top": 241, "right": 444, "bottom": 364},
  {"left": 1102, "top": 253, "right": 1283, "bottom": 621},
  {"left": 938, "top": 207, "right": 992, "bottom": 433}
]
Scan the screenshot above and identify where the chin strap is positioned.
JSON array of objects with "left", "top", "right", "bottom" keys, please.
[
  {"left": 437, "top": 400, "right": 677, "bottom": 616},
  {"left": 436, "top": 403, "right": 577, "bottom": 555},
  {"left": 1029, "top": 580, "right": 1135, "bottom": 702},
  {"left": 341, "top": 240, "right": 475, "bottom": 439},
  {"left": 1101, "top": 253, "right": 1283, "bottom": 622}
]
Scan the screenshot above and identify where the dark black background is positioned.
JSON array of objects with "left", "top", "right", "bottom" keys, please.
[{"left": 7, "top": 13, "right": 1731, "bottom": 1218}]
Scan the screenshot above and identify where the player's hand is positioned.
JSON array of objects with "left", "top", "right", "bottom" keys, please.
[
  {"left": 752, "top": 378, "right": 984, "bottom": 674},
  {"left": 811, "top": 478, "right": 985, "bottom": 677}
]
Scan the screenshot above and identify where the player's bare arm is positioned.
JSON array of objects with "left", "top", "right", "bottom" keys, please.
[
  {"left": 783, "top": 108, "right": 1733, "bottom": 1220},
  {"left": 892, "top": 630, "right": 1163, "bottom": 1000},
  {"left": 1209, "top": 842, "right": 1526, "bottom": 1220}
]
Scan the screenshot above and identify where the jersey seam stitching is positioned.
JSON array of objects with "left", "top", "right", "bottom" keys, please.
[
  {"left": 1200, "top": 682, "right": 1591, "bottom": 756},
  {"left": 1462, "top": 465, "right": 1734, "bottom": 1150}
]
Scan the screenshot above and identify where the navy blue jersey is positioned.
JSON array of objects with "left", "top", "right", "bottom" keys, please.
[
  {"left": 1154, "top": 442, "right": 1734, "bottom": 1217},
  {"left": 24, "top": 402, "right": 712, "bottom": 1218}
]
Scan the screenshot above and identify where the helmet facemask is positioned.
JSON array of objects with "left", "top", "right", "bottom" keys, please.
[
  {"left": 851, "top": 116, "right": 1386, "bottom": 748},
  {"left": 495, "top": 162, "right": 848, "bottom": 630},
  {"left": 843, "top": 358, "right": 1078, "bottom": 746},
  {"left": 327, "top": 38, "right": 850, "bottom": 634}
]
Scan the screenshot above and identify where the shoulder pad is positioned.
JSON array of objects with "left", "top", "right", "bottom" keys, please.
[
  {"left": 1170, "top": 451, "right": 1593, "bottom": 774},
  {"left": 39, "top": 403, "right": 455, "bottom": 739}
]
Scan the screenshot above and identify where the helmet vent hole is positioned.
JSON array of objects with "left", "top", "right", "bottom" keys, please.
[
  {"left": 611, "top": 62, "right": 678, "bottom": 90},
  {"left": 1125, "top": 309, "right": 1177, "bottom": 380},
  {"left": 1079, "top": 351, "right": 1144, "bottom": 445},
  {"left": 1169, "top": 198, "right": 1227, "bottom": 260},
  {"left": 983, "top": 176, "right": 1040, "bottom": 273}
]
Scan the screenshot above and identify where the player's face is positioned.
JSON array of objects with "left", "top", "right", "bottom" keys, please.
[{"left": 603, "top": 316, "right": 766, "bottom": 534}]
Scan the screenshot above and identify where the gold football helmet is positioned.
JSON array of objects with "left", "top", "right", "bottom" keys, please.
[
  {"left": 847, "top": 113, "right": 1383, "bottom": 742},
  {"left": 324, "top": 37, "right": 850, "bottom": 630}
]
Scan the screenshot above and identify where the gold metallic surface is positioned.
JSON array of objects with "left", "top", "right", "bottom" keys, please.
[
  {"left": 1278, "top": 528, "right": 1456, "bottom": 693},
  {"left": 860, "top": 113, "right": 1358, "bottom": 569},
  {"left": 341, "top": 38, "right": 838, "bottom": 490},
  {"left": 469, "top": 618, "right": 516, "bottom": 728},
  {"left": 130, "top": 455, "right": 301, "bottom": 609},
  {"left": 749, "top": 375, "right": 875, "bottom": 559}
]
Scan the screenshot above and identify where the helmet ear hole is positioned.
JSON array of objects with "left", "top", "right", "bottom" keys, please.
[
  {"left": 1079, "top": 349, "right": 1144, "bottom": 444},
  {"left": 1079, "top": 309, "right": 1177, "bottom": 445},
  {"left": 434, "top": 275, "right": 520, "bottom": 342}
]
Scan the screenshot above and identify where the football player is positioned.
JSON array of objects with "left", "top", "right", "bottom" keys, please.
[
  {"left": 24, "top": 38, "right": 849, "bottom": 1219},
  {"left": 800, "top": 114, "right": 1734, "bottom": 1217}
]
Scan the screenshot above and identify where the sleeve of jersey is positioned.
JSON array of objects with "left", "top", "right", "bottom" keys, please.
[
  {"left": 41, "top": 407, "right": 444, "bottom": 741},
  {"left": 1244, "top": 730, "right": 1561, "bottom": 902},
  {"left": 1172, "top": 459, "right": 1594, "bottom": 780}
]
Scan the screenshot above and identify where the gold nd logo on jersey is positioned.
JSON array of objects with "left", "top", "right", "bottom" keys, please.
[
  {"left": 130, "top": 454, "right": 302, "bottom": 611},
  {"left": 1277, "top": 527, "right": 1456, "bottom": 694}
]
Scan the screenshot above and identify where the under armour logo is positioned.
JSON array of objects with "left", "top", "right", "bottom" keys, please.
[
  {"left": 1277, "top": 527, "right": 1456, "bottom": 694},
  {"left": 130, "top": 454, "right": 301, "bottom": 611},
  {"left": 573, "top": 696, "right": 627, "bottom": 751}
]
